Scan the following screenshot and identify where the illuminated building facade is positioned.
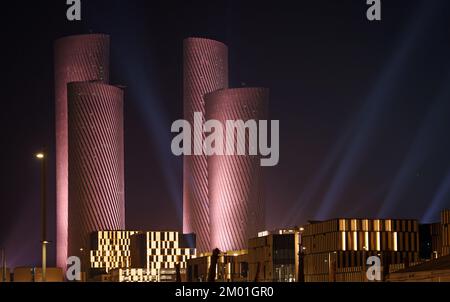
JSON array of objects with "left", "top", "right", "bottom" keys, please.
[
  {"left": 90, "top": 231, "right": 140, "bottom": 276},
  {"left": 109, "top": 268, "right": 153, "bottom": 282},
  {"left": 89, "top": 231, "right": 196, "bottom": 282},
  {"left": 248, "top": 229, "right": 299, "bottom": 282},
  {"left": 54, "top": 34, "right": 110, "bottom": 269},
  {"left": 130, "top": 231, "right": 196, "bottom": 282},
  {"left": 206, "top": 88, "right": 268, "bottom": 252},
  {"left": 301, "top": 219, "right": 420, "bottom": 282},
  {"left": 68, "top": 82, "right": 125, "bottom": 264},
  {"left": 183, "top": 37, "right": 229, "bottom": 253}
]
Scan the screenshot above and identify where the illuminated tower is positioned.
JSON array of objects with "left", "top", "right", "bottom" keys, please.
[
  {"left": 183, "top": 38, "right": 228, "bottom": 253},
  {"left": 54, "top": 34, "right": 110, "bottom": 269},
  {"left": 67, "top": 82, "right": 125, "bottom": 264},
  {"left": 205, "top": 88, "right": 268, "bottom": 252}
]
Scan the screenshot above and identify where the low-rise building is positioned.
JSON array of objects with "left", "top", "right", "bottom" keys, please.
[
  {"left": 248, "top": 229, "right": 299, "bottom": 282},
  {"left": 89, "top": 230, "right": 196, "bottom": 282},
  {"left": 301, "top": 218, "right": 420, "bottom": 282},
  {"left": 90, "top": 231, "right": 140, "bottom": 277},
  {"left": 129, "top": 231, "right": 196, "bottom": 282}
]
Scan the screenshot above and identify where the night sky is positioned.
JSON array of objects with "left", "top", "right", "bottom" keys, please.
[{"left": 2, "top": 0, "right": 450, "bottom": 268}]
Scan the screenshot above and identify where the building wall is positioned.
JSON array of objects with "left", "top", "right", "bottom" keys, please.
[
  {"left": 217, "top": 251, "right": 249, "bottom": 282},
  {"left": 388, "top": 253, "right": 450, "bottom": 282},
  {"left": 335, "top": 267, "right": 366, "bottom": 282},
  {"left": 442, "top": 210, "right": 450, "bottom": 256},
  {"left": 139, "top": 231, "right": 196, "bottom": 281},
  {"left": 130, "top": 233, "right": 148, "bottom": 268},
  {"left": 0, "top": 268, "right": 10, "bottom": 282},
  {"left": 248, "top": 232, "right": 298, "bottom": 282},
  {"left": 421, "top": 210, "right": 450, "bottom": 259},
  {"left": 68, "top": 82, "right": 125, "bottom": 263},
  {"left": 388, "top": 269, "right": 450, "bottom": 282},
  {"left": 187, "top": 255, "right": 210, "bottom": 282},
  {"left": 90, "top": 231, "right": 196, "bottom": 282},
  {"left": 302, "top": 219, "right": 420, "bottom": 282},
  {"left": 206, "top": 88, "right": 268, "bottom": 252},
  {"left": 419, "top": 223, "right": 442, "bottom": 259},
  {"left": 90, "top": 231, "right": 139, "bottom": 276},
  {"left": 54, "top": 34, "right": 110, "bottom": 269},
  {"left": 248, "top": 236, "right": 273, "bottom": 282},
  {"left": 110, "top": 268, "right": 154, "bottom": 282},
  {"left": 431, "top": 223, "right": 443, "bottom": 258},
  {"left": 13, "top": 268, "right": 63, "bottom": 282},
  {"left": 183, "top": 38, "right": 229, "bottom": 254}
]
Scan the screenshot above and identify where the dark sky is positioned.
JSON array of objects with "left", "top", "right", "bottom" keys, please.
[{"left": 1, "top": 0, "right": 450, "bottom": 267}]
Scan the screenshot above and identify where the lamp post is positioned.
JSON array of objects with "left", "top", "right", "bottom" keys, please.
[{"left": 36, "top": 152, "right": 47, "bottom": 282}]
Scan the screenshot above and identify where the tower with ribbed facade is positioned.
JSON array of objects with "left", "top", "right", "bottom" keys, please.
[
  {"left": 67, "top": 81, "right": 125, "bottom": 263},
  {"left": 54, "top": 34, "right": 110, "bottom": 269},
  {"left": 206, "top": 88, "right": 268, "bottom": 252},
  {"left": 183, "top": 38, "right": 229, "bottom": 253}
]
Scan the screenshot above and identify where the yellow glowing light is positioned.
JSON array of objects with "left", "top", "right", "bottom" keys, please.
[
  {"left": 375, "top": 220, "right": 380, "bottom": 232},
  {"left": 386, "top": 220, "right": 392, "bottom": 232},
  {"left": 342, "top": 232, "right": 347, "bottom": 251},
  {"left": 376, "top": 232, "right": 381, "bottom": 251},
  {"left": 36, "top": 153, "right": 45, "bottom": 159},
  {"left": 393, "top": 232, "right": 398, "bottom": 251},
  {"left": 365, "top": 232, "right": 369, "bottom": 250}
]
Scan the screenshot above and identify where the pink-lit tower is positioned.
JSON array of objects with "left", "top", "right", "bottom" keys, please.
[
  {"left": 206, "top": 88, "right": 268, "bottom": 252},
  {"left": 54, "top": 34, "right": 110, "bottom": 269},
  {"left": 183, "top": 38, "right": 229, "bottom": 253},
  {"left": 67, "top": 81, "right": 125, "bottom": 262}
]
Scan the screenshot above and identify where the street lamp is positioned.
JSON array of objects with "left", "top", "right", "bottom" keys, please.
[{"left": 36, "top": 151, "right": 47, "bottom": 282}]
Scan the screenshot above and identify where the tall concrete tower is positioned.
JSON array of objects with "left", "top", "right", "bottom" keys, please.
[
  {"left": 183, "top": 38, "right": 228, "bottom": 253},
  {"left": 67, "top": 81, "right": 125, "bottom": 264},
  {"left": 205, "top": 88, "right": 268, "bottom": 252},
  {"left": 54, "top": 34, "right": 110, "bottom": 269}
]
